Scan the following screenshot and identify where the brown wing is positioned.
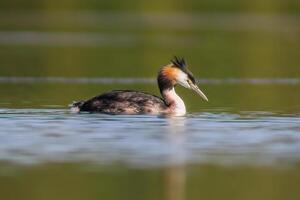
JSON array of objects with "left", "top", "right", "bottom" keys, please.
[{"left": 79, "top": 90, "right": 167, "bottom": 114}]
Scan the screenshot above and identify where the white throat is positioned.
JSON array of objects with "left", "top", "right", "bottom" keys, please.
[{"left": 163, "top": 87, "right": 186, "bottom": 116}]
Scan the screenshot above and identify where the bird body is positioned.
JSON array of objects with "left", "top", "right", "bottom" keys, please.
[
  {"left": 71, "top": 57, "right": 208, "bottom": 116},
  {"left": 73, "top": 90, "right": 166, "bottom": 114}
]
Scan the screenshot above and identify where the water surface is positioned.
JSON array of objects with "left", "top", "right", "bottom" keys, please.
[
  {"left": 0, "top": 78, "right": 299, "bottom": 200},
  {"left": 0, "top": 108, "right": 299, "bottom": 167}
]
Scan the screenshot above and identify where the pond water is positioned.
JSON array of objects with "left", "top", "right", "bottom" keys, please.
[
  {"left": 1, "top": 4, "right": 300, "bottom": 199},
  {"left": 0, "top": 79, "right": 299, "bottom": 200},
  {"left": 1, "top": 108, "right": 300, "bottom": 167}
]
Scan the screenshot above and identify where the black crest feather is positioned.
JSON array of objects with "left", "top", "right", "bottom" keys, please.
[
  {"left": 171, "top": 56, "right": 196, "bottom": 84},
  {"left": 171, "top": 56, "right": 186, "bottom": 69}
]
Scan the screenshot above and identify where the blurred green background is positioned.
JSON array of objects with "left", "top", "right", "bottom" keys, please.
[
  {"left": 1, "top": 2, "right": 300, "bottom": 200},
  {"left": 1, "top": 163, "right": 300, "bottom": 200},
  {"left": 0, "top": 0, "right": 299, "bottom": 78},
  {"left": 0, "top": 0, "right": 300, "bottom": 112}
]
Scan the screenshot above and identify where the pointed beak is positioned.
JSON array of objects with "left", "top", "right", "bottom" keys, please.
[{"left": 189, "top": 82, "right": 208, "bottom": 102}]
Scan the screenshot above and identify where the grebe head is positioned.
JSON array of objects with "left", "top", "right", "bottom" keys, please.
[{"left": 158, "top": 57, "right": 208, "bottom": 101}]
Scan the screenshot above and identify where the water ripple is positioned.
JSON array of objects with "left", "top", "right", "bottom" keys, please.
[{"left": 0, "top": 109, "right": 299, "bottom": 168}]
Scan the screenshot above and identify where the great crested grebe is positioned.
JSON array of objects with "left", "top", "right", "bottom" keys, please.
[{"left": 70, "top": 57, "right": 208, "bottom": 116}]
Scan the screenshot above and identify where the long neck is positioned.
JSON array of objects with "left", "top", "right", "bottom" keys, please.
[
  {"left": 157, "top": 75, "right": 186, "bottom": 115},
  {"left": 161, "top": 87, "right": 186, "bottom": 116}
]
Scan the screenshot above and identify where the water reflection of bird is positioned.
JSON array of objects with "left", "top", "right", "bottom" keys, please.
[{"left": 70, "top": 57, "right": 208, "bottom": 116}]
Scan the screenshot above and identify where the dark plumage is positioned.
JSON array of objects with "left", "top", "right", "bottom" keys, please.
[
  {"left": 171, "top": 57, "right": 196, "bottom": 84},
  {"left": 77, "top": 90, "right": 167, "bottom": 114},
  {"left": 171, "top": 56, "right": 186, "bottom": 69}
]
